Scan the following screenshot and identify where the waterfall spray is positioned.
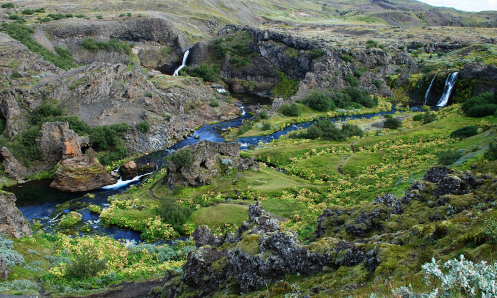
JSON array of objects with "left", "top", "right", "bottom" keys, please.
[
  {"left": 436, "top": 72, "right": 458, "bottom": 107},
  {"left": 173, "top": 50, "right": 190, "bottom": 76}
]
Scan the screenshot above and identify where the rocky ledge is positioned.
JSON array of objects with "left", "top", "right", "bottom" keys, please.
[{"left": 0, "top": 191, "right": 31, "bottom": 239}]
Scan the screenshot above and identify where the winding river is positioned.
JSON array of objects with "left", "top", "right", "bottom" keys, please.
[{"left": 5, "top": 93, "right": 422, "bottom": 242}]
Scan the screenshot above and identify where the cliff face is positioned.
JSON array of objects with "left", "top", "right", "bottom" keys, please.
[{"left": 0, "top": 191, "right": 31, "bottom": 239}]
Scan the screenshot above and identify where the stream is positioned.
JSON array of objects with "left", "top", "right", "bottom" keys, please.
[{"left": 5, "top": 93, "right": 423, "bottom": 242}]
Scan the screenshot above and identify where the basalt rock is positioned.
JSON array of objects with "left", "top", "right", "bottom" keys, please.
[
  {"left": 0, "top": 147, "right": 27, "bottom": 181},
  {"left": 40, "top": 122, "right": 90, "bottom": 167},
  {"left": 0, "top": 191, "right": 31, "bottom": 239},
  {"left": 51, "top": 155, "right": 116, "bottom": 192}
]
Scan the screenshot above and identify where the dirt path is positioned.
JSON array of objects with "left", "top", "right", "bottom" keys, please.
[
  {"left": 337, "top": 141, "right": 357, "bottom": 175},
  {"left": 148, "top": 179, "right": 161, "bottom": 200}
]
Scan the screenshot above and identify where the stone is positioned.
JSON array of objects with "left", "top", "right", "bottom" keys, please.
[
  {"left": 40, "top": 122, "right": 89, "bottom": 167},
  {"left": 192, "top": 225, "right": 216, "bottom": 248},
  {"left": 119, "top": 160, "right": 138, "bottom": 180},
  {"left": 50, "top": 155, "right": 117, "bottom": 192},
  {"left": 0, "top": 191, "right": 31, "bottom": 239},
  {"left": 0, "top": 147, "right": 27, "bottom": 181}
]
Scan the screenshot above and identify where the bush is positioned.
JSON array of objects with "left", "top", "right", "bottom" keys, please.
[
  {"left": 383, "top": 117, "right": 402, "bottom": 129},
  {"left": 384, "top": 114, "right": 393, "bottom": 119},
  {"left": 462, "top": 92, "right": 497, "bottom": 117},
  {"left": 10, "top": 126, "right": 43, "bottom": 162},
  {"left": 345, "top": 87, "right": 377, "bottom": 108},
  {"left": 64, "top": 242, "right": 107, "bottom": 279},
  {"left": 96, "top": 15, "right": 103, "bottom": 19},
  {"left": 10, "top": 71, "right": 20, "bottom": 79},
  {"left": 423, "top": 111, "right": 437, "bottom": 124},
  {"left": 341, "top": 54, "right": 354, "bottom": 63},
  {"left": 59, "top": 212, "right": 82, "bottom": 228},
  {"left": 262, "top": 121, "right": 271, "bottom": 131},
  {"left": 331, "top": 92, "right": 351, "bottom": 109},
  {"left": 293, "top": 120, "right": 362, "bottom": 141},
  {"left": 21, "top": 9, "right": 34, "bottom": 15},
  {"left": 137, "top": 121, "right": 150, "bottom": 134},
  {"left": 450, "top": 125, "right": 478, "bottom": 139},
  {"left": 271, "top": 72, "right": 299, "bottom": 97},
  {"left": 341, "top": 123, "right": 364, "bottom": 138},
  {"left": 80, "top": 37, "right": 131, "bottom": 55},
  {"left": 190, "top": 64, "right": 218, "bottom": 82},
  {"left": 260, "top": 110, "right": 269, "bottom": 119},
  {"left": 280, "top": 103, "right": 301, "bottom": 116},
  {"left": 412, "top": 113, "right": 424, "bottom": 121},
  {"left": 1, "top": 3, "right": 14, "bottom": 8},
  {"left": 344, "top": 74, "right": 359, "bottom": 87},
  {"left": 373, "top": 80, "right": 382, "bottom": 89},
  {"left": 75, "top": 14, "right": 86, "bottom": 18},
  {"left": 309, "top": 49, "right": 324, "bottom": 60},
  {"left": 237, "top": 120, "right": 253, "bottom": 135},
  {"left": 366, "top": 39, "right": 378, "bottom": 48},
  {"left": 47, "top": 13, "right": 65, "bottom": 20},
  {"left": 304, "top": 92, "right": 335, "bottom": 112},
  {"left": 30, "top": 103, "right": 64, "bottom": 124},
  {"left": 145, "top": 92, "right": 153, "bottom": 98},
  {"left": 438, "top": 150, "right": 463, "bottom": 165},
  {"left": 209, "top": 99, "right": 219, "bottom": 107},
  {"left": 467, "top": 104, "right": 497, "bottom": 118},
  {"left": 353, "top": 69, "right": 363, "bottom": 77},
  {"left": 171, "top": 148, "right": 193, "bottom": 169},
  {"left": 158, "top": 199, "right": 192, "bottom": 233},
  {"left": 484, "top": 142, "right": 497, "bottom": 161}
]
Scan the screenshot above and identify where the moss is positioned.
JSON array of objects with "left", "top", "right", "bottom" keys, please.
[
  {"left": 238, "top": 234, "right": 261, "bottom": 256},
  {"left": 307, "top": 238, "right": 341, "bottom": 254}
]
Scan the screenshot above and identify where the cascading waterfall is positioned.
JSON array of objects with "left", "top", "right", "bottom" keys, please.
[
  {"left": 173, "top": 50, "right": 190, "bottom": 76},
  {"left": 424, "top": 74, "right": 436, "bottom": 105},
  {"left": 436, "top": 72, "right": 458, "bottom": 107}
]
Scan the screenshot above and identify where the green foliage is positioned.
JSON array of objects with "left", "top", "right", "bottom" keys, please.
[
  {"left": 190, "top": 64, "right": 218, "bottom": 82},
  {"left": 412, "top": 113, "right": 424, "bottom": 121},
  {"left": 344, "top": 87, "right": 378, "bottom": 108},
  {"left": 461, "top": 92, "right": 497, "bottom": 118},
  {"left": 303, "top": 92, "right": 335, "bottom": 112},
  {"left": 366, "top": 39, "right": 378, "bottom": 48},
  {"left": 171, "top": 148, "right": 193, "bottom": 169},
  {"left": 484, "top": 142, "right": 497, "bottom": 161},
  {"left": 80, "top": 38, "right": 131, "bottom": 55},
  {"left": 237, "top": 120, "right": 253, "bottom": 135},
  {"left": 10, "top": 126, "right": 43, "bottom": 162},
  {"left": 64, "top": 242, "right": 107, "bottom": 279},
  {"left": 10, "top": 71, "right": 20, "bottom": 79},
  {"left": 373, "top": 80, "right": 382, "bottom": 89},
  {"left": 0, "top": 22, "right": 76, "bottom": 70},
  {"left": 340, "top": 54, "right": 355, "bottom": 63},
  {"left": 292, "top": 120, "right": 363, "bottom": 141},
  {"left": 8, "top": 14, "right": 22, "bottom": 21},
  {"left": 59, "top": 212, "right": 82, "bottom": 228},
  {"left": 280, "top": 103, "right": 301, "bottom": 116},
  {"left": 271, "top": 72, "right": 299, "bottom": 97},
  {"left": 262, "top": 121, "right": 271, "bottom": 131},
  {"left": 309, "top": 49, "right": 324, "bottom": 60},
  {"left": 89, "top": 124, "right": 129, "bottom": 165},
  {"left": 30, "top": 103, "right": 64, "bottom": 125},
  {"left": 75, "top": 14, "right": 85, "bottom": 18},
  {"left": 383, "top": 117, "right": 402, "bottom": 129},
  {"left": 47, "top": 13, "right": 66, "bottom": 20},
  {"left": 127, "top": 12, "right": 132, "bottom": 17},
  {"left": 137, "top": 121, "right": 150, "bottom": 134},
  {"left": 96, "top": 15, "right": 103, "bottom": 19},
  {"left": 21, "top": 9, "right": 34, "bottom": 15},
  {"left": 450, "top": 125, "right": 478, "bottom": 139},
  {"left": 1, "top": 3, "right": 14, "bottom": 8},
  {"left": 209, "top": 99, "right": 220, "bottom": 107},
  {"left": 260, "top": 110, "right": 269, "bottom": 119},
  {"left": 467, "top": 104, "right": 497, "bottom": 118},
  {"left": 344, "top": 74, "right": 359, "bottom": 87},
  {"left": 423, "top": 111, "right": 437, "bottom": 124},
  {"left": 145, "top": 92, "right": 153, "bottom": 98},
  {"left": 438, "top": 150, "right": 463, "bottom": 165},
  {"left": 353, "top": 69, "right": 363, "bottom": 77},
  {"left": 158, "top": 199, "right": 192, "bottom": 233}
]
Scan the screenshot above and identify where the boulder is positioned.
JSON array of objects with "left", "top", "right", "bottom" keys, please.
[
  {"left": 119, "top": 160, "right": 138, "bottom": 180},
  {"left": 0, "top": 191, "right": 31, "bottom": 238},
  {"left": 40, "top": 122, "right": 90, "bottom": 167},
  {"left": 0, "top": 147, "right": 27, "bottom": 181},
  {"left": 50, "top": 155, "right": 116, "bottom": 192}
]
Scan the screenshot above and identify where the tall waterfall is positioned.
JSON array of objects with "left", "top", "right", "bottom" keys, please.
[
  {"left": 424, "top": 74, "right": 436, "bottom": 105},
  {"left": 173, "top": 50, "right": 190, "bottom": 76},
  {"left": 436, "top": 72, "right": 458, "bottom": 107}
]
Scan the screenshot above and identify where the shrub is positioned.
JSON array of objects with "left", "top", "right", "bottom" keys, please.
[
  {"left": 21, "top": 9, "right": 34, "bottom": 15},
  {"left": 75, "top": 14, "right": 85, "bottom": 18},
  {"left": 10, "top": 71, "right": 20, "bottom": 79},
  {"left": 304, "top": 92, "right": 335, "bottom": 112},
  {"left": 309, "top": 49, "right": 324, "bottom": 60},
  {"left": 127, "top": 12, "right": 132, "bottom": 17},
  {"left": 209, "top": 99, "right": 219, "bottom": 107},
  {"left": 345, "top": 87, "right": 377, "bottom": 108},
  {"left": 237, "top": 121, "right": 253, "bottom": 135},
  {"left": 10, "top": 126, "right": 43, "bottom": 162},
  {"left": 1, "top": 3, "right": 14, "bottom": 8},
  {"left": 366, "top": 39, "right": 378, "bottom": 48},
  {"left": 293, "top": 120, "right": 362, "bottom": 141},
  {"left": 373, "top": 80, "right": 382, "bottom": 89},
  {"left": 484, "top": 142, "right": 497, "bottom": 161},
  {"left": 145, "top": 92, "right": 153, "bottom": 98},
  {"left": 353, "top": 69, "right": 363, "bottom": 77},
  {"left": 450, "top": 125, "right": 478, "bottom": 139},
  {"left": 344, "top": 74, "right": 359, "bottom": 87},
  {"left": 271, "top": 72, "right": 299, "bottom": 97},
  {"left": 171, "top": 148, "right": 193, "bottom": 169},
  {"left": 280, "top": 103, "right": 301, "bottom": 116},
  {"left": 260, "top": 110, "right": 269, "bottom": 119},
  {"left": 462, "top": 92, "right": 497, "bottom": 117},
  {"left": 190, "top": 64, "right": 218, "bottom": 82},
  {"left": 59, "top": 212, "right": 82, "bottom": 228},
  {"left": 383, "top": 117, "right": 402, "bottom": 129},
  {"left": 64, "top": 241, "right": 107, "bottom": 279},
  {"left": 96, "top": 15, "right": 103, "bottom": 19},
  {"left": 341, "top": 123, "right": 364, "bottom": 138},
  {"left": 412, "top": 113, "right": 424, "bottom": 121},
  {"left": 158, "top": 199, "right": 192, "bottom": 233},
  {"left": 30, "top": 102, "right": 64, "bottom": 124},
  {"left": 262, "top": 121, "right": 271, "bottom": 131},
  {"left": 467, "top": 104, "right": 497, "bottom": 118},
  {"left": 80, "top": 37, "right": 131, "bottom": 55},
  {"left": 423, "top": 111, "right": 437, "bottom": 124},
  {"left": 438, "top": 150, "right": 463, "bottom": 165},
  {"left": 8, "top": 14, "right": 22, "bottom": 20},
  {"left": 341, "top": 54, "right": 354, "bottom": 63},
  {"left": 384, "top": 114, "right": 393, "bottom": 119},
  {"left": 137, "top": 121, "right": 150, "bottom": 134},
  {"left": 64, "top": 13, "right": 73, "bottom": 18},
  {"left": 331, "top": 92, "right": 351, "bottom": 108},
  {"left": 47, "top": 13, "right": 65, "bottom": 20}
]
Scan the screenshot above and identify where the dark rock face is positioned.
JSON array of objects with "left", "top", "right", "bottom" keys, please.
[
  {"left": 0, "top": 96, "right": 21, "bottom": 137},
  {"left": 192, "top": 225, "right": 216, "bottom": 248},
  {"left": 0, "top": 191, "right": 31, "bottom": 238},
  {"left": 119, "top": 160, "right": 138, "bottom": 180},
  {"left": 0, "top": 147, "right": 27, "bottom": 181},
  {"left": 188, "top": 42, "right": 208, "bottom": 68},
  {"left": 458, "top": 62, "right": 497, "bottom": 95},
  {"left": 51, "top": 155, "right": 116, "bottom": 192},
  {"left": 424, "top": 166, "right": 452, "bottom": 183}
]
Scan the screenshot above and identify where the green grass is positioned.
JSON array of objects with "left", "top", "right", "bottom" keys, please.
[
  {"left": 190, "top": 203, "right": 249, "bottom": 228},
  {"left": 341, "top": 152, "right": 382, "bottom": 177}
]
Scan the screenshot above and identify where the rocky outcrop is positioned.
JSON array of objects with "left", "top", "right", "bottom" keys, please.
[
  {"left": 40, "top": 122, "right": 90, "bottom": 167},
  {"left": 0, "top": 191, "right": 31, "bottom": 239},
  {"left": 166, "top": 140, "right": 244, "bottom": 188},
  {"left": 0, "top": 147, "right": 27, "bottom": 181},
  {"left": 50, "top": 155, "right": 116, "bottom": 192},
  {"left": 119, "top": 160, "right": 137, "bottom": 180},
  {"left": 0, "top": 96, "right": 21, "bottom": 137}
]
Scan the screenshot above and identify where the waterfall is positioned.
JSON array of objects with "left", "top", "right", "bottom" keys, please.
[
  {"left": 436, "top": 72, "right": 458, "bottom": 107},
  {"left": 173, "top": 50, "right": 190, "bottom": 76},
  {"left": 241, "top": 106, "right": 246, "bottom": 116},
  {"left": 424, "top": 74, "right": 436, "bottom": 105}
]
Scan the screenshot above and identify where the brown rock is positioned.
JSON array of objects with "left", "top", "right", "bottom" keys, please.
[
  {"left": 50, "top": 155, "right": 117, "bottom": 192},
  {"left": 0, "top": 147, "right": 27, "bottom": 181},
  {"left": 40, "top": 122, "right": 90, "bottom": 166},
  {"left": 119, "top": 160, "right": 138, "bottom": 180},
  {"left": 0, "top": 191, "right": 31, "bottom": 238}
]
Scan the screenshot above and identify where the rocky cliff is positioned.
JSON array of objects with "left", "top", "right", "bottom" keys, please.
[{"left": 0, "top": 191, "right": 31, "bottom": 239}]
